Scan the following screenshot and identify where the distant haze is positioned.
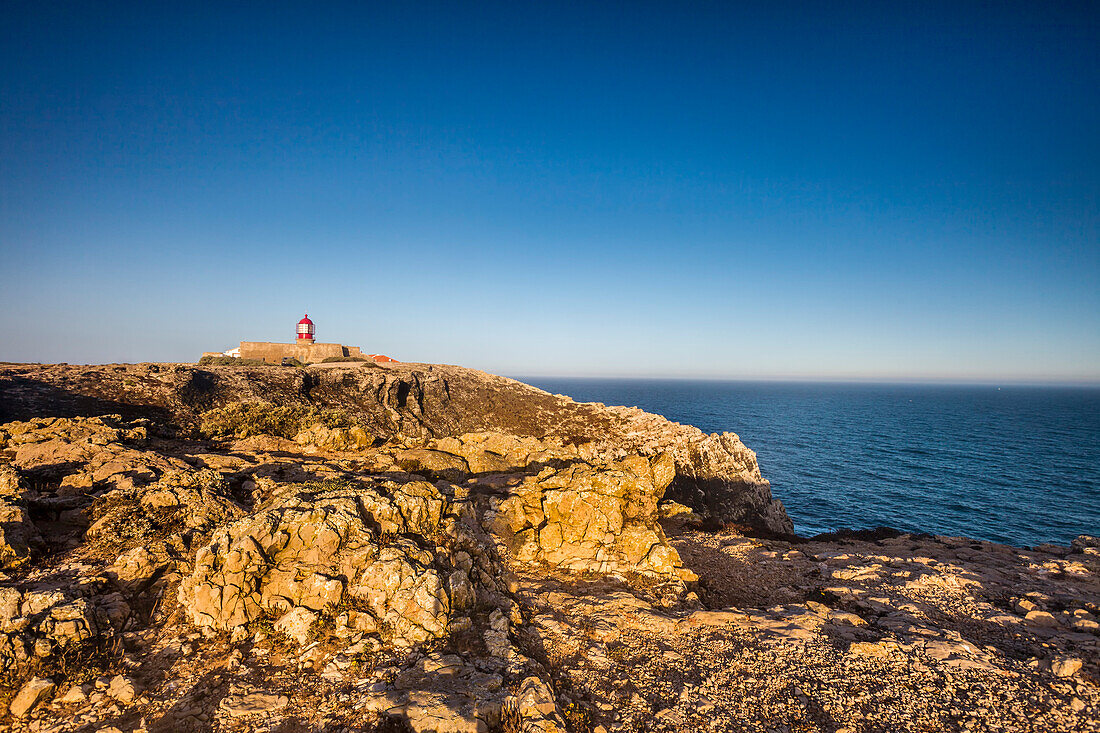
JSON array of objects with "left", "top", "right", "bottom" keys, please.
[{"left": 2, "top": 3, "right": 1098, "bottom": 383}]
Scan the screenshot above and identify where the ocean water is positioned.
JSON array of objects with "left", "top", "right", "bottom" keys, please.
[{"left": 518, "top": 378, "right": 1100, "bottom": 548}]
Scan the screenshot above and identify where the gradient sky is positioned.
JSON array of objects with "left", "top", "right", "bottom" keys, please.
[{"left": 2, "top": 2, "right": 1098, "bottom": 381}]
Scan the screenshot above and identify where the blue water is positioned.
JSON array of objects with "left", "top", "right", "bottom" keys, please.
[{"left": 518, "top": 379, "right": 1100, "bottom": 548}]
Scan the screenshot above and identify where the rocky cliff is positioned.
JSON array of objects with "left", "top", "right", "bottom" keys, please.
[
  {"left": 0, "top": 362, "right": 1095, "bottom": 733},
  {"left": 0, "top": 362, "right": 791, "bottom": 534}
]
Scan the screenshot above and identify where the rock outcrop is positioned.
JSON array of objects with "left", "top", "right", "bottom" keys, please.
[
  {"left": 0, "top": 465, "right": 40, "bottom": 569},
  {"left": 180, "top": 477, "right": 468, "bottom": 647},
  {"left": 0, "top": 362, "right": 1094, "bottom": 733},
  {"left": 490, "top": 454, "right": 693, "bottom": 580},
  {"left": 0, "top": 361, "right": 792, "bottom": 533}
]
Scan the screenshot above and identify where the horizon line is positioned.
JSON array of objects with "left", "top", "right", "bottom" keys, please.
[
  {"left": 2, "top": 360, "right": 1098, "bottom": 388},
  {"left": 510, "top": 373, "right": 1100, "bottom": 388}
]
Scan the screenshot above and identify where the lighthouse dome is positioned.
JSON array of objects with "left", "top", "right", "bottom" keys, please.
[{"left": 296, "top": 314, "right": 315, "bottom": 340}]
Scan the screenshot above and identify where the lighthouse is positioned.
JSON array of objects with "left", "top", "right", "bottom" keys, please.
[
  {"left": 296, "top": 314, "right": 315, "bottom": 344},
  {"left": 208, "top": 313, "right": 387, "bottom": 364}
]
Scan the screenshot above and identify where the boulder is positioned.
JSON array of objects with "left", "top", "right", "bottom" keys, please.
[
  {"left": 109, "top": 546, "right": 167, "bottom": 586},
  {"left": 396, "top": 449, "right": 470, "bottom": 480},
  {"left": 219, "top": 691, "right": 289, "bottom": 718},
  {"left": 107, "top": 674, "right": 137, "bottom": 703},
  {"left": 274, "top": 607, "right": 319, "bottom": 646},
  {"left": 9, "top": 677, "right": 55, "bottom": 718},
  {"left": 493, "top": 456, "right": 686, "bottom": 578},
  {"left": 1052, "top": 657, "right": 1083, "bottom": 678},
  {"left": 180, "top": 478, "right": 464, "bottom": 646}
]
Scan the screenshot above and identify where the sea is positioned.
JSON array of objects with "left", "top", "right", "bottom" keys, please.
[{"left": 518, "top": 378, "right": 1100, "bottom": 548}]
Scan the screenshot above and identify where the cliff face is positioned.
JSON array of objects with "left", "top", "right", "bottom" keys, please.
[{"left": 0, "top": 362, "right": 792, "bottom": 534}]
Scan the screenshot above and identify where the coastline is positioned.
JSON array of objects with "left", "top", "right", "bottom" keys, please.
[{"left": 0, "top": 361, "right": 1095, "bottom": 731}]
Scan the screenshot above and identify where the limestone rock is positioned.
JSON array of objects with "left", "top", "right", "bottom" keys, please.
[
  {"left": 659, "top": 500, "right": 695, "bottom": 519},
  {"left": 0, "top": 586, "right": 22, "bottom": 630},
  {"left": 295, "top": 424, "right": 374, "bottom": 451},
  {"left": 9, "top": 677, "right": 55, "bottom": 718},
  {"left": 1025, "top": 610, "right": 1059, "bottom": 627},
  {"left": 107, "top": 674, "right": 137, "bottom": 703},
  {"left": 494, "top": 456, "right": 686, "bottom": 578},
  {"left": 513, "top": 676, "right": 565, "bottom": 732},
  {"left": 1071, "top": 535, "right": 1100, "bottom": 557},
  {"left": 849, "top": 641, "right": 893, "bottom": 659},
  {"left": 396, "top": 449, "right": 470, "bottom": 480},
  {"left": 1052, "top": 657, "right": 1083, "bottom": 678},
  {"left": 86, "top": 468, "right": 244, "bottom": 555},
  {"left": 274, "top": 607, "right": 318, "bottom": 646},
  {"left": 180, "top": 478, "right": 459, "bottom": 646},
  {"left": 56, "top": 685, "right": 87, "bottom": 704},
  {"left": 0, "top": 463, "right": 23, "bottom": 497},
  {"left": 0, "top": 362, "right": 793, "bottom": 532},
  {"left": 0, "top": 464, "right": 40, "bottom": 569},
  {"left": 219, "top": 691, "right": 289, "bottom": 718},
  {"left": 109, "top": 546, "right": 166, "bottom": 586}
]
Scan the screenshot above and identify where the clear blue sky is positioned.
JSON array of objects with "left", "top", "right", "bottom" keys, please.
[{"left": 2, "top": 2, "right": 1097, "bottom": 381}]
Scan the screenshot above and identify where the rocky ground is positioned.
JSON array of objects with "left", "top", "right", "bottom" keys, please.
[{"left": 0, "top": 362, "right": 1096, "bottom": 732}]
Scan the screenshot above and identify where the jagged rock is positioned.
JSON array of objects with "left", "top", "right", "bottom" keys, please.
[
  {"left": 109, "top": 546, "right": 166, "bottom": 586},
  {"left": 0, "top": 463, "right": 40, "bottom": 569},
  {"left": 107, "top": 674, "right": 137, "bottom": 703},
  {"left": 275, "top": 607, "right": 318, "bottom": 646},
  {"left": 396, "top": 449, "right": 470, "bottom": 480},
  {"left": 433, "top": 432, "right": 574, "bottom": 474},
  {"left": 0, "top": 464, "right": 22, "bottom": 497},
  {"left": 56, "top": 685, "right": 87, "bottom": 704},
  {"left": 492, "top": 455, "right": 689, "bottom": 578},
  {"left": 0, "top": 586, "right": 21, "bottom": 630},
  {"left": 848, "top": 640, "right": 894, "bottom": 659},
  {"left": 0, "top": 365, "right": 1096, "bottom": 733},
  {"left": 86, "top": 468, "right": 244, "bottom": 553},
  {"left": 0, "top": 362, "right": 792, "bottom": 532},
  {"left": 1072, "top": 535, "right": 1100, "bottom": 557},
  {"left": 295, "top": 424, "right": 374, "bottom": 451},
  {"left": 659, "top": 500, "right": 695, "bottom": 519},
  {"left": 1052, "top": 657, "right": 1083, "bottom": 678},
  {"left": 0, "top": 565, "right": 131, "bottom": 675},
  {"left": 180, "top": 478, "right": 463, "bottom": 646},
  {"left": 0, "top": 499, "right": 38, "bottom": 570},
  {"left": 3, "top": 416, "right": 178, "bottom": 495},
  {"left": 9, "top": 677, "right": 55, "bottom": 717},
  {"left": 513, "top": 676, "right": 566, "bottom": 733}
]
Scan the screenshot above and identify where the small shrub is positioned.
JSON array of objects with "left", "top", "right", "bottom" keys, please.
[
  {"left": 198, "top": 356, "right": 270, "bottom": 366},
  {"left": 606, "top": 641, "right": 633, "bottom": 664},
  {"left": 1, "top": 636, "right": 123, "bottom": 707},
  {"left": 198, "top": 401, "right": 355, "bottom": 440},
  {"left": 247, "top": 611, "right": 276, "bottom": 637},
  {"left": 321, "top": 356, "right": 371, "bottom": 363},
  {"left": 562, "top": 701, "right": 594, "bottom": 733}
]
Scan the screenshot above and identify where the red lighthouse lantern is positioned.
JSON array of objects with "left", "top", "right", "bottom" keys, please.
[{"left": 296, "top": 314, "right": 315, "bottom": 342}]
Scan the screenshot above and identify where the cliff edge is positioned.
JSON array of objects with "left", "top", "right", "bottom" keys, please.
[{"left": 0, "top": 361, "right": 792, "bottom": 535}]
